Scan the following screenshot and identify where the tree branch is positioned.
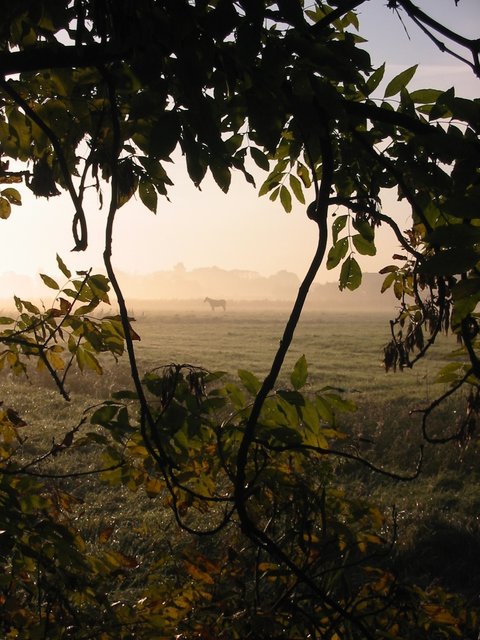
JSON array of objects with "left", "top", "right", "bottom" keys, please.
[
  {"left": 0, "top": 78, "right": 88, "bottom": 250},
  {"left": 351, "top": 129, "right": 434, "bottom": 234},
  {"left": 232, "top": 127, "right": 376, "bottom": 639},
  {"left": 395, "top": 0, "right": 480, "bottom": 77},
  {"left": 0, "top": 43, "right": 125, "bottom": 77},
  {"left": 253, "top": 438, "right": 424, "bottom": 482}
]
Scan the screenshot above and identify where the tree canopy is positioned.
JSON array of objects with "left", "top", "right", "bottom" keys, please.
[{"left": 0, "top": 1, "right": 479, "bottom": 638}]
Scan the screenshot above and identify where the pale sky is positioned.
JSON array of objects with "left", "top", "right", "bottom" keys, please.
[{"left": 1, "top": 0, "right": 479, "bottom": 296}]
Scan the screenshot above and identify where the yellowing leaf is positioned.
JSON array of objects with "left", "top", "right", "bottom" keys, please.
[
  {"left": 103, "top": 549, "right": 138, "bottom": 569},
  {"left": 184, "top": 560, "right": 215, "bottom": 585},
  {"left": 80, "top": 349, "right": 102, "bottom": 374},
  {"left": 129, "top": 323, "right": 141, "bottom": 341},
  {"left": 145, "top": 476, "right": 162, "bottom": 497},
  {"left": 291, "top": 354, "right": 308, "bottom": 390},
  {"left": 0, "top": 197, "right": 11, "bottom": 219},
  {"left": 258, "top": 562, "right": 278, "bottom": 572},
  {"left": 1, "top": 187, "right": 21, "bottom": 205},
  {"left": 422, "top": 605, "right": 459, "bottom": 626},
  {"left": 46, "top": 350, "right": 65, "bottom": 370},
  {"left": 98, "top": 526, "right": 114, "bottom": 543}
]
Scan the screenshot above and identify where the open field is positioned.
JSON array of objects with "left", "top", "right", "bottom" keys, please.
[
  {"left": 132, "top": 307, "right": 436, "bottom": 394},
  {"left": 3, "top": 307, "right": 479, "bottom": 613},
  {"left": 5, "top": 307, "right": 475, "bottom": 477}
]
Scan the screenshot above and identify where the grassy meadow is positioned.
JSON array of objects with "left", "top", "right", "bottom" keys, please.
[{"left": 3, "top": 305, "right": 480, "bottom": 609}]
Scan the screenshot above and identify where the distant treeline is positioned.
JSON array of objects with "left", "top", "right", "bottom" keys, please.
[{"left": 0, "top": 266, "right": 396, "bottom": 312}]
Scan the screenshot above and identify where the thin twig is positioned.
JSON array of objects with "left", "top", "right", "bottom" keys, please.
[{"left": 252, "top": 438, "right": 424, "bottom": 482}]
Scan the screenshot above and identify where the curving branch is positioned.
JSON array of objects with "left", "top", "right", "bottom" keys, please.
[
  {"left": 461, "top": 318, "right": 480, "bottom": 379},
  {"left": 98, "top": 66, "right": 231, "bottom": 538},
  {"left": 350, "top": 129, "right": 434, "bottom": 234},
  {"left": 311, "top": 0, "right": 366, "bottom": 33},
  {"left": 412, "top": 368, "right": 474, "bottom": 444},
  {"left": 395, "top": 0, "right": 480, "bottom": 77},
  {"left": 234, "top": 126, "right": 333, "bottom": 511},
  {"left": 328, "top": 195, "right": 424, "bottom": 262},
  {"left": 253, "top": 438, "right": 424, "bottom": 482},
  {"left": 232, "top": 125, "right": 377, "bottom": 639},
  {"left": 0, "top": 78, "right": 88, "bottom": 250},
  {"left": 0, "top": 43, "right": 125, "bottom": 77}
]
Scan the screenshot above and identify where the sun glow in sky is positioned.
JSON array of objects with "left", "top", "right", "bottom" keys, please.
[{"left": 1, "top": 0, "right": 479, "bottom": 298}]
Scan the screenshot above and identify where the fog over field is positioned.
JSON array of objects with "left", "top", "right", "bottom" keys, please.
[{"left": 0, "top": 266, "right": 396, "bottom": 314}]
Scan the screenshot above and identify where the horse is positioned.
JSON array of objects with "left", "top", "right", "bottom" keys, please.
[{"left": 204, "top": 297, "right": 226, "bottom": 311}]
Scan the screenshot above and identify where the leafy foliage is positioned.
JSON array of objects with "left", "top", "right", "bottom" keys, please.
[
  {"left": 0, "top": 260, "right": 130, "bottom": 400},
  {"left": 0, "top": 0, "right": 479, "bottom": 638}
]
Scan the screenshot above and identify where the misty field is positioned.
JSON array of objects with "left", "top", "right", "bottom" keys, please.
[
  {"left": 130, "top": 306, "right": 476, "bottom": 472},
  {"left": 5, "top": 306, "right": 475, "bottom": 478},
  {"left": 3, "top": 307, "right": 479, "bottom": 607},
  {"left": 132, "top": 306, "right": 429, "bottom": 392}
]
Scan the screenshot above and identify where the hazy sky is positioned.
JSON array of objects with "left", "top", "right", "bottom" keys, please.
[{"left": 1, "top": 0, "right": 479, "bottom": 293}]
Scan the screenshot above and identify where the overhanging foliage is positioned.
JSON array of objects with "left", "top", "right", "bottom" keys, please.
[{"left": 0, "top": 1, "right": 479, "bottom": 638}]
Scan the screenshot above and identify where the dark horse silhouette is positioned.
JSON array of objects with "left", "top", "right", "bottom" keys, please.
[{"left": 204, "top": 297, "right": 226, "bottom": 311}]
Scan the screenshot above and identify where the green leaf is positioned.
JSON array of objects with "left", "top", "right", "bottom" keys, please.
[
  {"left": 332, "top": 215, "right": 348, "bottom": 243},
  {"left": 269, "top": 185, "right": 281, "bottom": 202},
  {"left": 185, "top": 143, "right": 208, "bottom": 188},
  {"left": 409, "top": 88, "right": 443, "bottom": 104},
  {"left": 139, "top": 179, "right": 158, "bottom": 213},
  {"left": 384, "top": 65, "right": 417, "bottom": 98},
  {"left": 224, "top": 382, "right": 246, "bottom": 411},
  {"left": 40, "top": 274, "right": 59, "bottom": 289},
  {"left": 339, "top": 256, "right": 362, "bottom": 291},
  {"left": 210, "top": 158, "right": 231, "bottom": 193},
  {"left": 89, "top": 274, "right": 110, "bottom": 295},
  {"left": 280, "top": 185, "right": 292, "bottom": 212},
  {"left": 238, "top": 369, "right": 261, "bottom": 395},
  {"left": 21, "top": 299, "right": 40, "bottom": 314},
  {"left": 327, "top": 237, "right": 349, "bottom": 270},
  {"left": 250, "top": 147, "right": 270, "bottom": 171},
  {"left": 426, "top": 224, "right": 480, "bottom": 248},
  {"left": 91, "top": 404, "right": 119, "bottom": 426},
  {"left": 268, "top": 425, "right": 302, "bottom": 445},
  {"left": 111, "top": 389, "right": 139, "bottom": 400},
  {"left": 381, "top": 271, "right": 396, "bottom": 293},
  {"left": 352, "top": 219, "right": 374, "bottom": 241},
  {"left": 452, "top": 294, "right": 480, "bottom": 325},
  {"left": 76, "top": 347, "right": 103, "bottom": 374},
  {"left": 442, "top": 195, "right": 479, "bottom": 220},
  {"left": 418, "top": 247, "right": 479, "bottom": 276},
  {"left": 452, "top": 277, "right": 480, "bottom": 300},
  {"left": 149, "top": 112, "right": 180, "bottom": 159},
  {"left": 296, "top": 163, "right": 311, "bottom": 188},
  {"left": 365, "top": 63, "right": 385, "bottom": 95},
  {"left": 290, "top": 354, "right": 308, "bottom": 390},
  {"left": 56, "top": 254, "right": 71, "bottom": 278},
  {"left": 289, "top": 174, "right": 305, "bottom": 204},
  {"left": 276, "top": 389, "right": 305, "bottom": 406},
  {"left": 259, "top": 176, "right": 279, "bottom": 197},
  {"left": 1, "top": 187, "right": 21, "bottom": 205},
  {"left": 0, "top": 197, "right": 11, "bottom": 219},
  {"left": 352, "top": 234, "right": 376, "bottom": 256},
  {"left": 323, "top": 392, "right": 356, "bottom": 413}
]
